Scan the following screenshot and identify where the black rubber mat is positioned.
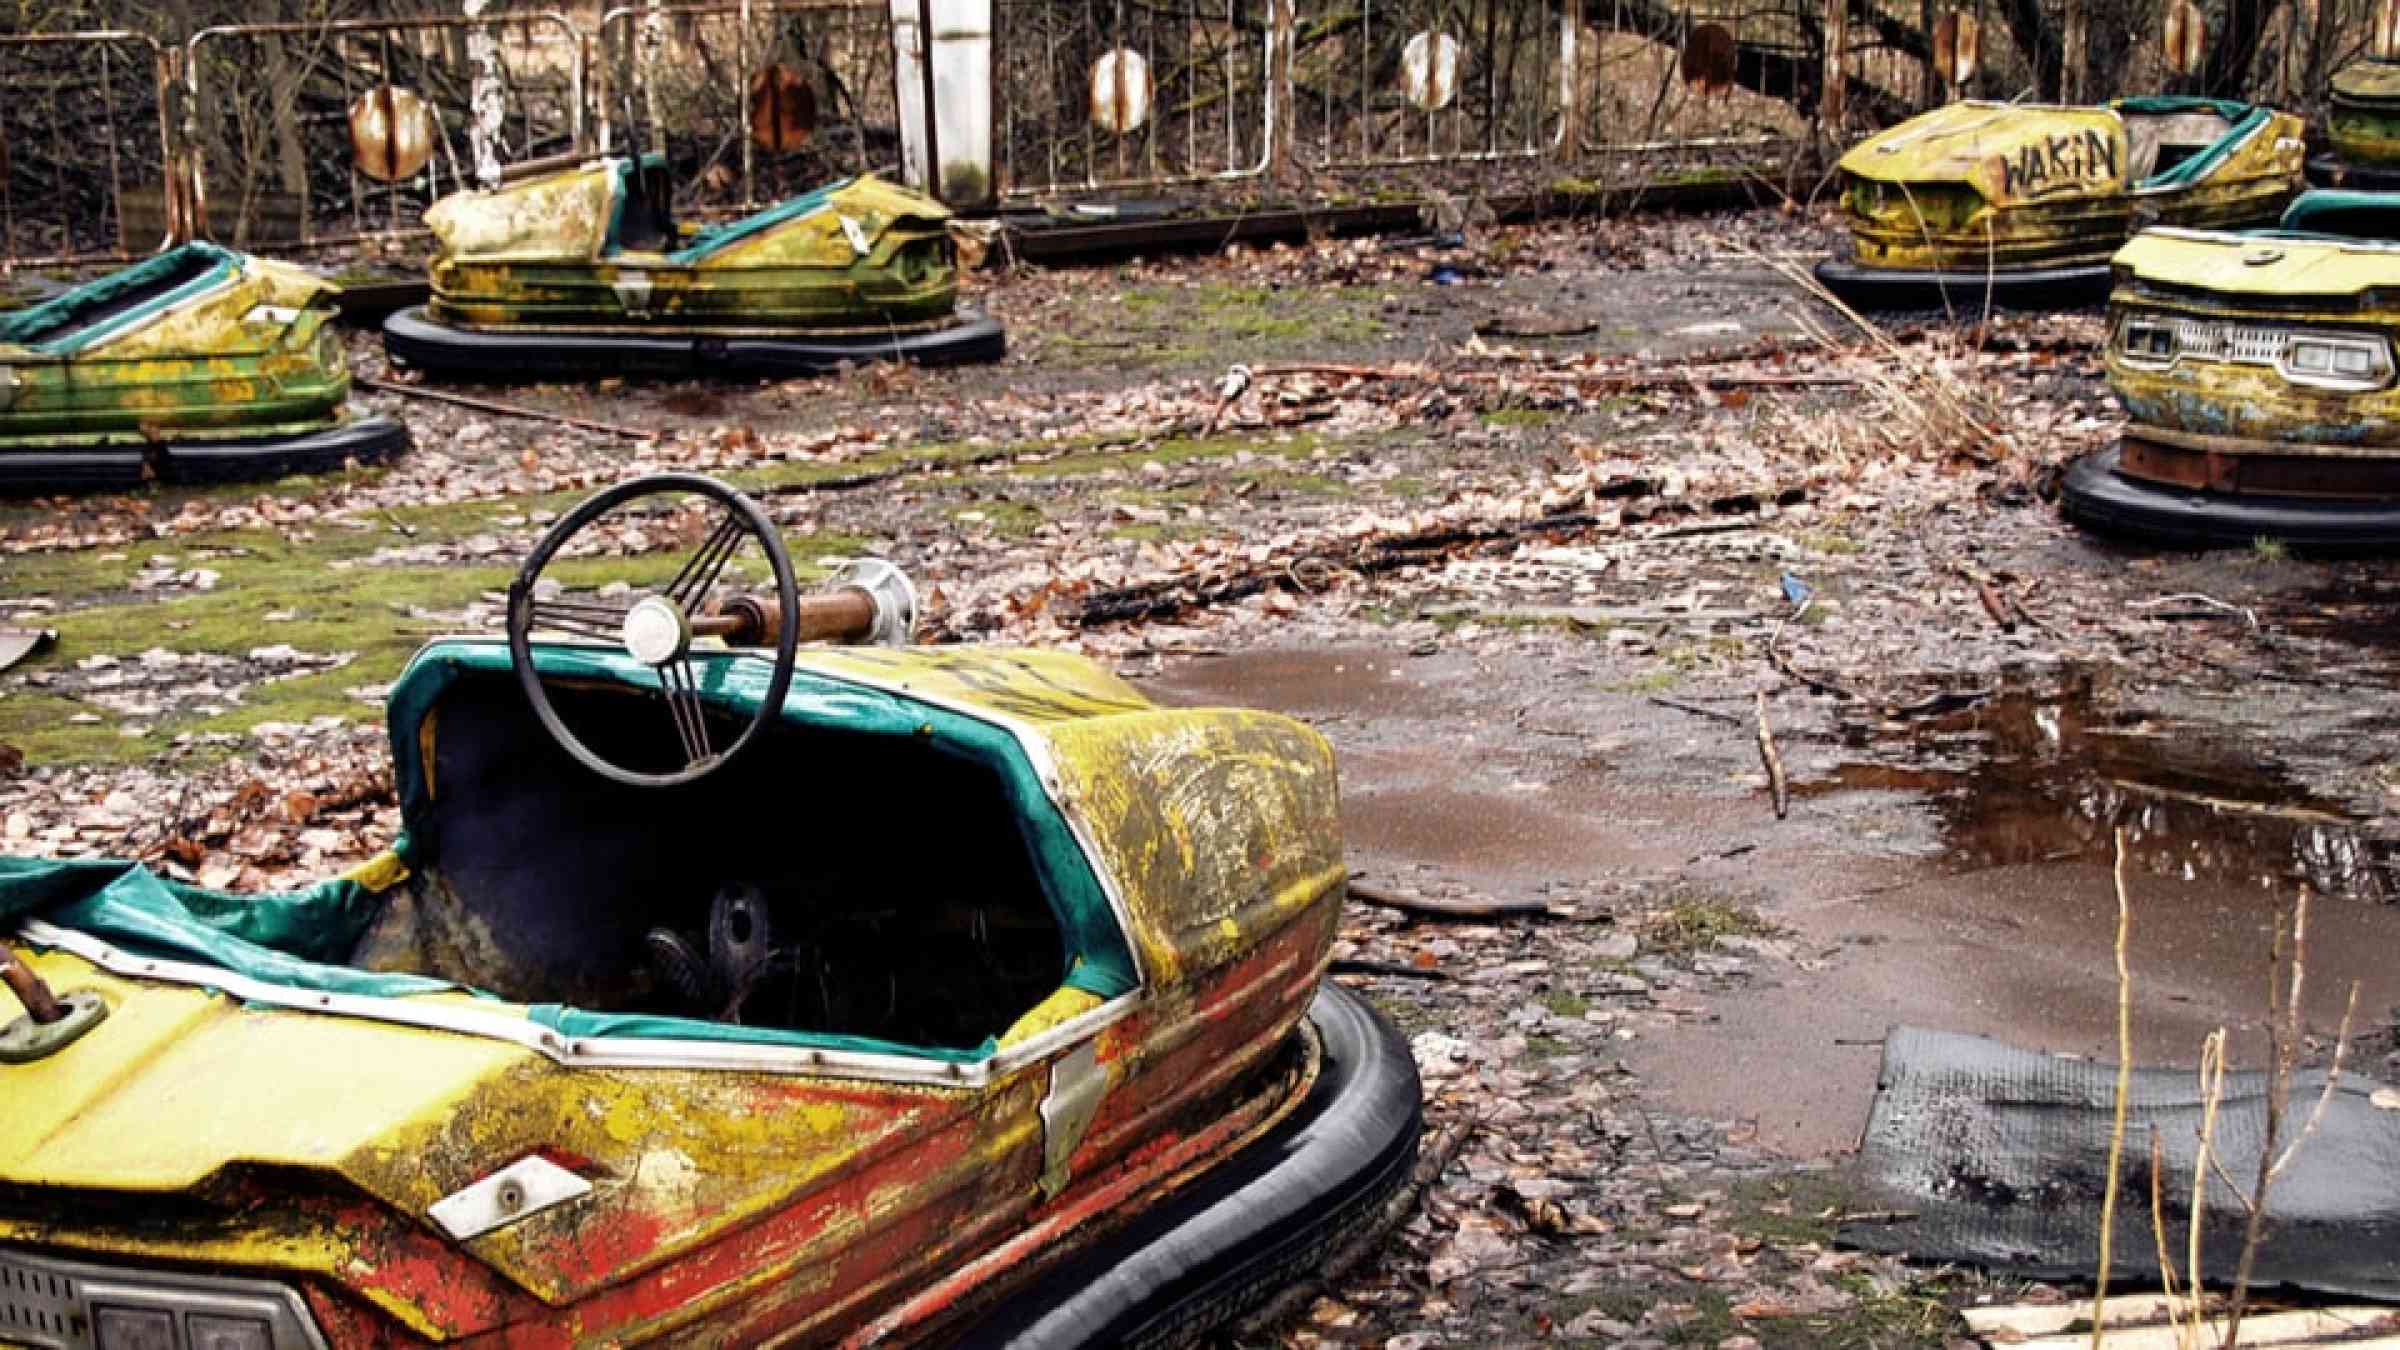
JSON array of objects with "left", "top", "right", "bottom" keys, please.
[{"left": 1844, "top": 1026, "right": 2400, "bottom": 1299}]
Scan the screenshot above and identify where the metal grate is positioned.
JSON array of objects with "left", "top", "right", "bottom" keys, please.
[
  {"left": 2168, "top": 317, "right": 2290, "bottom": 364},
  {"left": 0, "top": 1250, "right": 83, "bottom": 1350}
]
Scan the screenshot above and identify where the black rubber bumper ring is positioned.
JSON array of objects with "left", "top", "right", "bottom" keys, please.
[
  {"left": 2061, "top": 442, "right": 2400, "bottom": 552},
  {"left": 0, "top": 415, "right": 410, "bottom": 495},
  {"left": 382, "top": 306, "right": 1007, "bottom": 380},
  {"left": 966, "top": 983, "right": 1425, "bottom": 1349},
  {"left": 1812, "top": 257, "right": 2114, "bottom": 312}
]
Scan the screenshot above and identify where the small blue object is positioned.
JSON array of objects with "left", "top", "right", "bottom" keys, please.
[
  {"left": 1780, "top": 573, "right": 1813, "bottom": 608},
  {"left": 1428, "top": 265, "right": 1464, "bottom": 285}
]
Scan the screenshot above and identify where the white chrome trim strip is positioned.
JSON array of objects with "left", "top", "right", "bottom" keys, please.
[{"left": 16, "top": 917, "right": 1137, "bottom": 1086}]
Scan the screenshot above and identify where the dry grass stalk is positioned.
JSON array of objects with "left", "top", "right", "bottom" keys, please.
[
  {"left": 1736, "top": 242, "right": 2009, "bottom": 467},
  {"left": 2092, "top": 827, "right": 2136, "bottom": 1350}
]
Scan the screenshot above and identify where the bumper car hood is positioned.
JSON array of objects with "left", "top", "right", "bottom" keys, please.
[
  {"left": 1839, "top": 102, "right": 2129, "bottom": 203},
  {"left": 2114, "top": 227, "right": 2400, "bottom": 301},
  {"left": 0, "top": 948, "right": 957, "bottom": 1333}
]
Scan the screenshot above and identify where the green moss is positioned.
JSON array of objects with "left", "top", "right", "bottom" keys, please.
[
  {"left": 1524, "top": 1033, "right": 1577, "bottom": 1060},
  {"left": 1542, "top": 988, "right": 1592, "bottom": 1018},
  {"left": 1603, "top": 669, "right": 1683, "bottom": 695},
  {"left": 1, "top": 500, "right": 862, "bottom": 768},
  {"left": 1647, "top": 892, "right": 1779, "bottom": 955},
  {"left": 1803, "top": 530, "right": 1865, "bottom": 556},
  {"left": 1009, "top": 431, "right": 1323, "bottom": 482},
  {"left": 1047, "top": 282, "right": 1387, "bottom": 368},
  {"left": 948, "top": 497, "right": 1046, "bottom": 538},
  {"left": 1481, "top": 408, "right": 1560, "bottom": 428},
  {"left": 1722, "top": 1171, "right": 1853, "bottom": 1247}
]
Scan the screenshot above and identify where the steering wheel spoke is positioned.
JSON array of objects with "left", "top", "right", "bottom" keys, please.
[
  {"left": 523, "top": 596, "right": 632, "bottom": 643},
  {"left": 665, "top": 509, "right": 749, "bottom": 613},
  {"left": 659, "top": 657, "right": 714, "bottom": 767},
  {"left": 503, "top": 474, "right": 799, "bottom": 789}
]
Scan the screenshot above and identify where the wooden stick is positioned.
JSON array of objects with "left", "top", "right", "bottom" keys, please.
[
  {"left": 1329, "top": 957, "right": 1452, "bottom": 982},
  {"left": 1347, "top": 876, "right": 1550, "bottom": 921},
  {"left": 2092, "top": 828, "right": 2136, "bottom": 1350},
  {"left": 357, "top": 377, "right": 659, "bottom": 441},
  {"left": 1755, "top": 691, "right": 1790, "bottom": 820}
]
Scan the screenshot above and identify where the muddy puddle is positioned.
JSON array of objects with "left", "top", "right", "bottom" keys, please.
[
  {"left": 1660, "top": 673, "right": 2400, "bottom": 1156},
  {"left": 1148, "top": 644, "right": 2400, "bottom": 1159},
  {"left": 1811, "top": 671, "right": 2397, "bottom": 904}
]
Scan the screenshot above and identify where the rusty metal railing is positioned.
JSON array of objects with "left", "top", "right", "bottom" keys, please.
[
  {"left": 0, "top": 31, "right": 176, "bottom": 271},
  {"left": 594, "top": 1, "right": 904, "bottom": 216},
  {"left": 184, "top": 11, "right": 586, "bottom": 251},
  {"left": 993, "top": 0, "right": 1274, "bottom": 199}
]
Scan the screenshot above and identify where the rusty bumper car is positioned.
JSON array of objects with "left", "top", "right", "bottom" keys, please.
[
  {"left": 0, "top": 243, "right": 407, "bottom": 493},
  {"left": 382, "top": 157, "right": 1005, "bottom": 381},
  {"left": 2062, "top": 190, "right": 2400, "bottom": 549},
  {"left": 1816, "top": 97, "right": 2306, "bottom": 311},
  {"left": 2309, "top": 58, "right": 2400, "bottom": 189},
  {"left": 0, "top": 474, "right": 1417, "bottom": 1347}
]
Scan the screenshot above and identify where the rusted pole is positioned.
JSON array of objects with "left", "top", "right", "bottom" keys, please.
[
  {"left": 1820, "top": 0, "right": 1847, "bottom": 139},
  {"left": 709, "top": 589, "right": 878, "bottom": 647},
  {"left": 1266, "top": 0, "right": 1296, "bottom": 179},
  {"left": 2061, "top": 0, "right": 2088, "bottom": 103},
  {"left": 0, "top": 944, "right": 65, "bottom": 1026},
  {"left": 357, "top": 377, "right": 659, "bottom": 441}
]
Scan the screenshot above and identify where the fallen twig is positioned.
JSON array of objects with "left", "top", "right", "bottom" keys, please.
[
  {"left": 357, "top": 378, "right": 659, "bottom": 442},
  {"left": 1329, "top": 957, "right": 1452, "bottom": 982},
  {"left": 2091, "top": 828, "right": 2136, "bottom": 1350},
  {"left": 1755, "top": 691, "right": 1790, "bottom": 820},
  {"left": 1648, "top": 695, "right": 1746, "bottom": 727},
  {"left": 1348, "top": 876, "right": 1551, "bottom": 921}
]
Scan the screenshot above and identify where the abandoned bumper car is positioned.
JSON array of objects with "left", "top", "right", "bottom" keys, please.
[
  {"left": 383, "top": 157, "right": 1005, "bottom": 380},
  {"left": 2314, "top": 57, "right": 2400, "bottom": 188},
  {"left": 0, "top": 243, "right": 407, "bottom": 493},
  {"left": 2064, "top": 190, "right": 2400, "bottom": 548},
  {"left": 1818, "top": 97, "right": 2306, "bottom": 310},
  {"left": 0, "top": 474, "right": 1419, "bottom": 1347}
]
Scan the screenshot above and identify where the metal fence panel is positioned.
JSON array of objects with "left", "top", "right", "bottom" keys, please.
[
  {"left": 595, "top": 1, "right": 904, "bottom": 216},
  {"left": 993, "top": 0, "right": 1274, "bottom": 198},
  {"left": 1569, "top": 1, "right": 1808, "bottom": 159},
  {"left": 0, "top": 31, "right": 173, "bottom": 269},
  {"left": 1293, "top": 0, "right": 1567, "bottom": 170},
  {"left": 185, "top": 12, "right": 585, "bottom": 250}
]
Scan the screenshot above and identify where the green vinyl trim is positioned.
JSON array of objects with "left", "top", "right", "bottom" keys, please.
[
  {"left": 0, "top": 243, "right": 242, "bottom": 356},
  {"left": 2120, "top": 101, "right": 2274, "bottom": 191},
  {"left": 382, "top": 641, "right": 1140, "bottom": 1004},
  {"left": 2278, "top": 188, "right": 2400, "bottom": 238},
  {"left": 0, "top": 850, "right": 451, "bottom": 999},
  {"left": 668, "top": 177, "right": 851, "bottom": 264}
]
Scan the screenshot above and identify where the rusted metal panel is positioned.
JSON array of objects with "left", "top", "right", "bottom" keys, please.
[{"left": 1042, "top": 707, "right": 1344, "bottom": 989}]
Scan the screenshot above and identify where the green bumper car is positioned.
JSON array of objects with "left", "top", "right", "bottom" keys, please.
[
  {"left": 0, "top": 243, "right": 407, "bottom": 493},
  {"left": 382, "top": 157, "right": 1005, "bottom": 380}
]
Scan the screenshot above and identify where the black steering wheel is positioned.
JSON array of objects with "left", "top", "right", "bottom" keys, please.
[{"left": 505, "top": 473, "right": 800, "bottom": 788}]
